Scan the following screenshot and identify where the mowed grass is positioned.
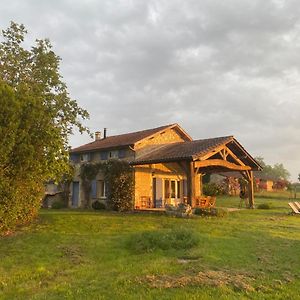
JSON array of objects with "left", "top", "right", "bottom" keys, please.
[{"left": 1, "top": 192, "right": 300, "bottom": 299}]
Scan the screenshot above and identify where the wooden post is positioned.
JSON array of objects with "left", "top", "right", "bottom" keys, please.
[
  {"left": 186, "top": 161, "right": 195, "bottom": 207},
  {"left": 248, "top": 171, "right": 255, "bottom": 208}
]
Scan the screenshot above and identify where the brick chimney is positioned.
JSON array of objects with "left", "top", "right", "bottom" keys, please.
[
  {"left": 95, "top": 131, "right": 101, "bottom": 141},
  {"left": 104, "top": 128, "right": 107, "bottom": 139}
]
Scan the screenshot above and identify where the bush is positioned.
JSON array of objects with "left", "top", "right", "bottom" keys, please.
[
  {"left": 128, "top": 227, "right": 199, "bottom": 253},
  {"left": 0, "top": 179, "right": 42, "bottom": 235},
  {"left": 202, "top": 183, "right": 219, "bottom": 196},
  {"left": 257, "top": 203, "right": 271, "bottom": 209},
  {"left": 194, "top": 207, "right": 228, "bottom": 217},
  {"left": 103, "top": 160, "right": 134, "bottom": 211},
  {"left": 51, "top": 201, "right": 65, "bottom": 209},
  {"left": 92, "top": 200, "right": 106, "bottom": 210}
]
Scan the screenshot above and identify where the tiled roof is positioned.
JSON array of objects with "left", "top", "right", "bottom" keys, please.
[
  {"left": 131, "top": 136, "right": 233, "bottom": 164},
  {"left": 70, "top": 124, "right": 176, "bottom": 153}
]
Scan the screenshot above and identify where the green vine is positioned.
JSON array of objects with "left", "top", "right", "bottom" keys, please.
[{"left": 80, "top": 160, "right": 134, "bottom": 210}]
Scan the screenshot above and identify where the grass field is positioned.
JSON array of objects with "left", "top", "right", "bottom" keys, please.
[{"left": 1, "top": 192, "right": 300, "bottom": 299}]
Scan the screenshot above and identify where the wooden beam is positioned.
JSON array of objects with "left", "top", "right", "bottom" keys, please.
[
  {"left": 186, "top": 161, "right": 195, "bottom": 207},
  {"left": 248, "top": 171, "right": 255, "bottom": 208},
  {"left": 194, "top": 159, "right": 251, "bottom": 171},
  {"left": 198, "top": 144, "right": 231, "bottom": 161},
  {"left": 224, "top": 146, "right": 246, "bottom": 166}
]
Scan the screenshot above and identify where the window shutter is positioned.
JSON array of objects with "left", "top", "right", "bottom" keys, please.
[{"left": 91, "top": 180, "right": 97, "bottom": 198}]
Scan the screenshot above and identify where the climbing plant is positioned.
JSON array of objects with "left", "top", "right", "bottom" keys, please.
[
  {"left": 80, "top": 160, "right": 134, "bottom": 211},
  {"left": 103, "top": 160, "right": 134, "bottom": 211},
  {"left": 80, "top": 163, "right": 103, "bottom": 208}
]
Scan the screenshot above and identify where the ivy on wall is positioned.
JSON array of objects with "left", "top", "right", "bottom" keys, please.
[{"left": 80, "top": 160, "right": 134, "bottom": 211}]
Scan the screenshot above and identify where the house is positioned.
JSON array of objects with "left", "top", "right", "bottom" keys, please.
[{"left": 69, "top": 124, "right": 261, "bottom": 209}]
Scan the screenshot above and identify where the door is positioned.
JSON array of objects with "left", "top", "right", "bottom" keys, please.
[{"left": 72, "top": 182, "right": 79, "bottom": 207}]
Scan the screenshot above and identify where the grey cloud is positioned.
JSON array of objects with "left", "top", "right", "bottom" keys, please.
[{"left": 0, "top": 0, "right": 299, "bottom": 180}]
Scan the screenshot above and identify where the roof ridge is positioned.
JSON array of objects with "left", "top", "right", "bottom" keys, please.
[{"left": 103, "top": 123, "right": 176, "bottom": 139}]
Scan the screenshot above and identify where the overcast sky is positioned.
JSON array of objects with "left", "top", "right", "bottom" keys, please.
[{"left": 1, "top": 0, "right": 299, "bottom": 181}]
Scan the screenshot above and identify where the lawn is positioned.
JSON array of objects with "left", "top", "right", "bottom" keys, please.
[{"left": 1, "top": 193, "right": 300, "bottom": 299}]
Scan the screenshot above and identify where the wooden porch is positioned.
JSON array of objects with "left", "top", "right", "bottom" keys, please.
[{"left": 132, "top": 136, "right": 262, "bottom": 210}]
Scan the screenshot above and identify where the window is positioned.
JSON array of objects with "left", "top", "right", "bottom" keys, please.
[
  {"left": 164, "top": 180, "right": 170, "bottom": 199},
  {"left": 164, "top": 179, "right": 180, "bottom": 199},
  {"left": 100, "top": 151, "right": 108, "bottom": 160},
  {"left": 80, "top": 153, "right": 91, "bottom": 162},
  {"left": 70, "top": 154, "right": 79, "bottom": 163},
  {"left": 109, "top": 150, "right": 118, "bottom": 159},
  {"left": 97, "top": 180, "right": 106, "bottom": 198},
  {"left": 118, "top": 149, "right": 126, "bottom": 159}
]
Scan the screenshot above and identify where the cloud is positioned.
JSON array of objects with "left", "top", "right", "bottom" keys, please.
[{"left": 0, "top": 0, "right": 299, "bottom": 180}]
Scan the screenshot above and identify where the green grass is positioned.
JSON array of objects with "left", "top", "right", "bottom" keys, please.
[{"left": 1, "top": 192, "right": 300, "bottom": 299}]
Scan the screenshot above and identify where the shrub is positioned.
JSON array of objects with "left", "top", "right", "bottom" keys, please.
[
  {"left": 128, "top": 227, "right": 199, "bottom": 253},
  {"left": 51, "top": 201, "right": 65, "bottom": 209},
  {"left": 92, "top": 200, "right": 106, "bottom": 210},
  {"left": 257, "top": 203, "right": 271, "bottom": 209},
  {"left": 103, "top": 160, "right": 134, "bottom": 211},
  {"left": 202, "top": 183, "right": 219, "bottom": 196},
  {"left": 0, "top": 179, "right": 42, "bottom": 234},
  {"left": 194, "top": 207, "right": 228, "bottom": 217}
]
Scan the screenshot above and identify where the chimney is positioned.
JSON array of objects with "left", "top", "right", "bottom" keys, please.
[
  {"left": 95, "top": 131, "right": 101, "bottom": 141},
  {"left": 104, "top": 128, "right": 107, "bottom": 139}
]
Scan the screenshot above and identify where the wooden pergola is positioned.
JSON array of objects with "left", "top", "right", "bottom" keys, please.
[
  {"left": 180, "top": 142, "right": 258, "bottom": 208},
  {"left": 132, "top": 136, "right": 262, "bottom": 208}
]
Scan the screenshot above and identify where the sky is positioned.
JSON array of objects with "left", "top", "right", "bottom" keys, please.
[{"left": 0, "top": 0, "right": 299, "bottom": 181}]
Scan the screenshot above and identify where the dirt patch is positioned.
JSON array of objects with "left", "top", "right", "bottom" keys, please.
[
  {"left": 139, "top": 270, "right": 255, "bottom": 292},
  {"left": 58, "top": 245, "right": 84, "bottom": 264}
]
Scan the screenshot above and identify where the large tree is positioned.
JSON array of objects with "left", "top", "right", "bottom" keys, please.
[{"left": 0, "top": 22, "right": 89, "bottom": 233}]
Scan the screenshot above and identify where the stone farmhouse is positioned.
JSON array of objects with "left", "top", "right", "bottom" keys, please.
[{"left": 69, "top": 124, "right": 261, "bottom": 209}]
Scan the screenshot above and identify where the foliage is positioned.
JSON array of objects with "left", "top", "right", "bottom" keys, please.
[
  {"left": 102, "top": 160, "right": 134, "bottom": 211},
  {"left": 255, "top": 156, "right": 290, "bottom": 180},
  {"left": 257, "top": 203, "right": 271, "bottom": 209},
  {"left": 223, "top": 176, "right": 240, "bottom": 195},
  {"left": 202, "top": 182, "right": 225, "bottom": 196},
  {"left": 0, "top": 22, "right": 89, "bottom": 234},
  {"left": 127, "top": 227, "right": 199, "bottom": 253},
  {"left": 202, "top": 173, "right": 211, "bottom": 184},
  {"left": 92, "top": 200, "right": 106, "bottom": 210},
  {"left": 194, "top": 207, "right": 228, "bottom": 217},
  {"left": 80, "top": 163, "right": 103, "bottom": 208},
  {"left": 80, "top": 160, "right": 134, "bottom": 211}
]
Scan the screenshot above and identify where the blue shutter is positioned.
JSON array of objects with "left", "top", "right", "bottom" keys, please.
[
  {"left": 100, "top": 151, "right": 108, "bottom": 160},
  {"left": 70, "top": 154, "right": 79, "bottom": 163},
  {"left": 118, "top": 149, "right": 126, "bottom": 158},
  {"left": 91, "top": 180, "right": 97, "bottom": 198}
]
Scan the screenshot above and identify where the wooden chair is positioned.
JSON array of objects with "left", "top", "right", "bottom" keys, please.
[
  {"left": 140, "top": 196, "right": 151, "bottom": 208},
  {"left": 288, "top": 202, "right": 300, "bottom": 214},
  {"left": 294, "top": 202, "right": 300, "bottom": 210}
]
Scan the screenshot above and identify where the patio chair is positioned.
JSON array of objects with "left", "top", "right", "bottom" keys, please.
[
  {"left": 294, "top": 202, "right": 300, "bottom": 210},
  {"left": 288, "top": 202, "right": 300, "bottom": 214}
]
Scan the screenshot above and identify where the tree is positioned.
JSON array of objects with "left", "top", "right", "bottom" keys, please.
[
  {"left": 298, "top": 174, "right": 300, "bottom": 182},
  {"left": 0, "top": 22, "right": 89, "bottom": 233},
  {"left": 254, "top": 157, "right": 290, "bottom": 180}
]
